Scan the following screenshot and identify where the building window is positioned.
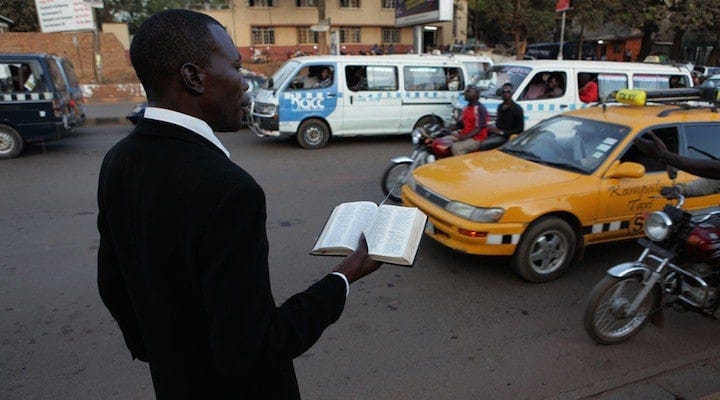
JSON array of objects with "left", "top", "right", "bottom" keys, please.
[
  {"left": 296, "top": 0, "right": 317, "bottom": 6},
  {"left": 382, "top": 28, "right": 399, "bottom": 44},
  {"left": 339, "top": 0, "right": 360, "bottom": 7},
  {"left": 252, "top": 27, "right": 275, "bottom": 45},
  {"left": 381, "top": 0, "right": 395, "bottom": 8},
  {"left": 298, "top": 27, "right": 319, "bottom": 44},
  {"left": 249, "top": 0, "right": 274, "bottom": 6},
  {"left": 340, "top": 27, "right": 361, "bottom": 43}
]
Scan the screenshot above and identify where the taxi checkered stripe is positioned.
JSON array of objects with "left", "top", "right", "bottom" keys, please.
[
  {"left": 485, "top": 220, "right": 630, "bottom": 245},
  {"left": 582, "top": 220, "right": 630, "bottom": 235},
  {"left": 487, "top": 234, "right": 520, "bottom": 245},
  {"left": 1, "top": 92, "right": 54, "bottom": 102}
]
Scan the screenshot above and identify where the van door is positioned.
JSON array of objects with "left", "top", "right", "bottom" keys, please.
[
  {"left": 516, "top": 69, "right": 573, "bottom": 127},
  {"left": 400, "top": 64, "right": 462, "bottom": 131},
  {"left": 341, "top": 64, "right": 401, "bottom": 135},
  {"left": 279, "top": 63, "right": 341, "bottom": 133}
]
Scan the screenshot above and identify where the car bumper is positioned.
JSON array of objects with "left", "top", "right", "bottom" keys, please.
[{"left": 402, "top": 185, "right": 524, "bottom": 256}]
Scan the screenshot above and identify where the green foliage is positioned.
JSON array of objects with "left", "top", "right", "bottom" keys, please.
[{"left": 0, "top": 0, "right": 40, "bottom": 32}]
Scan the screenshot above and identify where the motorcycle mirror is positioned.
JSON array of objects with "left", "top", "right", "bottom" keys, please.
[{"left": 666, "top": 165, "right": 678, "bottom": 180}]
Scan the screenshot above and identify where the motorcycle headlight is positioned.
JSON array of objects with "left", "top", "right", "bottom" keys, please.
[
  {"left": 406, "top": 174, "right": 417, "bottom": 191},
  {"left": 445, "top": 201, "right": 504, "bottom": 223},
  {"left": 644, "top": 211, "right": 673, "bottom": 241},
  {"left": 411, "top": 128, "right": 423, "bottom": 145},
  {"left": 452, "top": 108, "right": 462, "bottom": 121}
]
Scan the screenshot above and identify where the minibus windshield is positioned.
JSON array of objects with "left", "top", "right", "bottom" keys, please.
[
  {"left": 474, "top": 65, "right": 531, "bottom": 98},
  {"left": 269, "top": 60, "right": 300, "bottom": 89}
]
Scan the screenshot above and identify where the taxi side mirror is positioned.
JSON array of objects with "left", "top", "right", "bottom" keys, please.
[{"left": 606, "top": 161, "right": 646, "bottom": 179}]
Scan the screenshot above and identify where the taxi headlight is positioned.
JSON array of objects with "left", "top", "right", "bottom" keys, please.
[
  {"left": 445, "top": 201, "right": 504, "bottom": 223},
  {"left": 644, "top": 211, "right": 673, "bottom": 242}
]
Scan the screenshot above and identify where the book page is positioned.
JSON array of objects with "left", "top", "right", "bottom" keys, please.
[
  {"left": 365, "top": 205, "right": 425, "bottom": 264},
  {"left": 312, "top": 201, "right": 378, "bottom": 253}
]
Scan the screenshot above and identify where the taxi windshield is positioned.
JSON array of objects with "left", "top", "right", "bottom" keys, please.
[
  {"left": 474, "top": 65, "right": 531, "bottom": 98},
  {"left": 501, "top": 116, "right": 630, "bottom": 174}
]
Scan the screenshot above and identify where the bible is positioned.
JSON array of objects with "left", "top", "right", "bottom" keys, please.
[{"left": 310, "top": 201, "right": 428, "bottom": 266}]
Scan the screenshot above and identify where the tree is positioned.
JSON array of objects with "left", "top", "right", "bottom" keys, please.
[
  {"left": 569, "top": 0, "right": 612, "bottom": 60},
  {"left": 483, "top": 0, "right": 556, "bottom": 59},
  {"left": 605, "top": 0, "right": 668, "bottom": 61},
  {"left": 0, "top": 0, "right": 39, "bottom": 32}
]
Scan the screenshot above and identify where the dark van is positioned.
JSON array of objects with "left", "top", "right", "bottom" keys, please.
[{"left": 0, "top": 52, "right": 75, "bottom": 159}]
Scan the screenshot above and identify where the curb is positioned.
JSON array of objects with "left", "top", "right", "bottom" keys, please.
[{"left": 84, "top": 117, "right": 131, "bottom": 127}]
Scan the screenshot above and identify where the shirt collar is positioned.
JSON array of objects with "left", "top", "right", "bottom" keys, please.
[{"left": 143, "top": 106, "right": 230, "bottom": 158}]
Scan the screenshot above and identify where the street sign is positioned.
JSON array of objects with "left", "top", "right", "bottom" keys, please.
[{"left": 34, "top": 0, "right": 95, "bottom": 32}]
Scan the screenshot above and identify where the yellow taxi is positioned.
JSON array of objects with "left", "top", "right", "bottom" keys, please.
[{"left": 402, "top": 88, "right": 720, "bottom": 282}]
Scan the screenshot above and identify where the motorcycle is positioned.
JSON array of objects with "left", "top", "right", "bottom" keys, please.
[
  {"left": 381, "top": 123, "right": 508, "bottom": 202},
  {"left": 584, "top": 175, "right": 720, "bottom": 345},
  {"left": 380, "top": 123, "right": 454, "bottom": 202}
]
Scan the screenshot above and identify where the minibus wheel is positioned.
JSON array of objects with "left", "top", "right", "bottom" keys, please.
[
  {"left": 297, "top": 119, "right": 330, "bottom": 149},
  {"left": 0, "top": 124, "right": 24, "bottom": 159}
]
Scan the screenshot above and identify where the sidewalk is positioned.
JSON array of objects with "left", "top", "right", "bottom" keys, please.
[{"left": 83, "top": 102, "right": 138, "bottom": 126}]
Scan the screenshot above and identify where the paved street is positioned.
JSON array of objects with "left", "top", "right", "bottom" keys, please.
[{"left": 2, "top": 121, "right": 720, "bottom": 399}]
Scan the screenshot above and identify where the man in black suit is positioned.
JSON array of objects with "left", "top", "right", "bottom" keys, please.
[{"left": 97, "top": 9, "right": 382, "bottom": 399}]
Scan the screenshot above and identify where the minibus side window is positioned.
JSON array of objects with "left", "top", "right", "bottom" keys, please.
[
  {"left": 288, "top": 65, "right": 334, "bottom": 90},
  {"left": 347, "top": 65, "right": 397, "bottom": 91},
  {"left": 403, "top": 66, "right": 454, "bottom": 91},
  {"left": 597, "top": 73, "right": 627, "bottom": 100},
  {"left": 633, "top": 74, "right": 670, "bottom": 90},
  {"left": 520, "top": 71, "right": 566, "bottom": 100},
  {"left": 0, "top": 63, "right": 13, "bottom": 92}
]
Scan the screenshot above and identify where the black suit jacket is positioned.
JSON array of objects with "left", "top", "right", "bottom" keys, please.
[{"left": 97, "top": 118, "right": 347, "bottom": 399}]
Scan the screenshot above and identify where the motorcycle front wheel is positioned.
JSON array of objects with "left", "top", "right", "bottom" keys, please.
[
  {"left": 583, "top": 275, "right": 659, "bottom": 345},
  {"left": 381, "top": 161, "right": 414, "bottom": 202}
]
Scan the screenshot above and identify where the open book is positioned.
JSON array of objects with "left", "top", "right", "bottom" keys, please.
[{"left": 311, "top": 201, "right": 428, "bottom": 266}]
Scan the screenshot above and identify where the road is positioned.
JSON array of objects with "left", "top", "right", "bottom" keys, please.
[{"left": 2, "top": 123, "right": 720, "bottom": 400}]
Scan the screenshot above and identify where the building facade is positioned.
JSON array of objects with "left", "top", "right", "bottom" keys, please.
[{"left": 201, "top": 0, "right": 468, "bottom": 62}]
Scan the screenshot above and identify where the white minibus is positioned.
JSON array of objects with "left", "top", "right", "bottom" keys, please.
[
  {"left": 250, "top": 54, "right": 475, "bottom": 149},
  {"left": 454, "top": 60, "right": 694, "bottom": 129}
]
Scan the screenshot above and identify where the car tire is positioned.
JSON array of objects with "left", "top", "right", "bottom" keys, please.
[
  {"left": 297, "top": 119, "right": 330, "bottom": 149},
  {"left": 0, "top": 124, "right": 24, "bottom": 159},
  {"left": 511, "top": 217, "right": 575, "bottom": 282}
]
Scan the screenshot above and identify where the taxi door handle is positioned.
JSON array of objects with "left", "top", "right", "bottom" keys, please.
[
  {"left": 560, "top": 104, "right": 568, "bottom": 108},
  {"left": 326, "top": 93, "right": 336, "bottom": 98}
]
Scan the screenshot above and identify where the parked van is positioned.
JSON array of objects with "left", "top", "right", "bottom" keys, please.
[
  {"left": 53, "top": 56, "right": 85, "bottom": 125},
  {"left": 250, "top": 54, "right": 472, "bottom": 149},
  {"left": 454, "top": 60, "right": 694, "bottom": 129},
  {"left": 0, "top": 52, "right": 74, "bottom": 158}
]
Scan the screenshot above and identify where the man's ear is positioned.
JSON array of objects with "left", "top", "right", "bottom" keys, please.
[{"left": 181, "top": 62, "right": 205, "bottom": 95}]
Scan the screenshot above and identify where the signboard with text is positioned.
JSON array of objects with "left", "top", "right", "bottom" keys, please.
[
  {"left": 395, "top": 0, "right": 452, "bottom": 27},
  {"left": 35, "top": 0, "right": 95, "bottom": 33}
]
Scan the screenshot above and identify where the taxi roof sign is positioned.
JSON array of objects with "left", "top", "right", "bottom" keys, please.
[{"left": 614, "top": 87, "right": 720, "bottom": 105}]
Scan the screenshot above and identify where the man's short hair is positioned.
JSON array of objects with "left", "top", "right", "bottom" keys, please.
[{"left": 130, "top": 9, "right": 222, "bottom": 100}]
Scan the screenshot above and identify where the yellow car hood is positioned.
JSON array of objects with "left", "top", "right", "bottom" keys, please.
[{"left": 413, "top": 150, "right": 583, "bottom": 206}]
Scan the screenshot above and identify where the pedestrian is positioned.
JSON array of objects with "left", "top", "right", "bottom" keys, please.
[{"left": 97, "top": 9, "right": 382, "bottom": 399}]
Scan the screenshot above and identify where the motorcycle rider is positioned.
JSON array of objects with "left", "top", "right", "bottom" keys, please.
[
  {"left": 488, "top": 82, "right": 524, "bottom": 137},
  {"left": 448, "top": 85, "right": 490, "bottom": 156},
  {"left": 634, "top": 131, "right": 720, "bottom": 196}
]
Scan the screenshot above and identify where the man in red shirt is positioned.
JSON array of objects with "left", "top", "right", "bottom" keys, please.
[
  {"left": 579, "top": 73, "right": 599, "bottom": 103},
  {"left": 450, "top": 85, "right": 489, "bottom": 155}
]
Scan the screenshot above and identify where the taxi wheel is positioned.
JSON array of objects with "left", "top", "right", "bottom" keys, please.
[
  {"left": 297, "top": 119, "right": 330, "bottom": 149},
  {"left": 0, "top": 124, "right": 24, "bottom": 159},
  {"left": 511, "top": 217, "right": 576, "bottom": 283}
]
